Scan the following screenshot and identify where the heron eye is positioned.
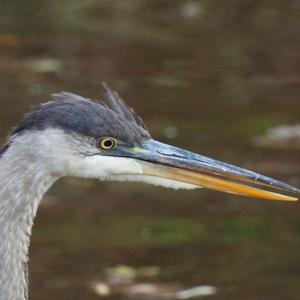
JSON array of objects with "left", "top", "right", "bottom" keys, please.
[{"left": 99, "top": 137, "right": 116, "bottom": 150}]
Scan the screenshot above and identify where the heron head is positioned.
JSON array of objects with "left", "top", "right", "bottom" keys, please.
[{"left": 5, "top": 83, "right": 299, "bottom": 201}]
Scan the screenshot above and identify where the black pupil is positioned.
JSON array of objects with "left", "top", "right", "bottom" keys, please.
[{"left": 103, "top": 139, "right": 113, "bottom": 148}]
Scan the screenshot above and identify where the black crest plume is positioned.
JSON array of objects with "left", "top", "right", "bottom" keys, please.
[{"left": 0, "top": 83, "right": 151, "bottom": 158}]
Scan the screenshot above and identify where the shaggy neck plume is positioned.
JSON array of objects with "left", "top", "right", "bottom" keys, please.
[{"left": 0, "top": 140, "right": 57, "bottom": 300}]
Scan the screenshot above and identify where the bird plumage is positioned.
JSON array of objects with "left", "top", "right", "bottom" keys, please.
[
  {"left": 1, "top": 84, "right": 150, "bottom": 157},
  {"left": 0, "top": 85, "right": 195, "bottom": 300},
  {"left": 1, "top": 84, "right": 298, "bottom": 300}
]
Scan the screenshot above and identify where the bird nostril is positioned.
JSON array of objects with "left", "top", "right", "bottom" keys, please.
[{"left": 157, "top": 150, "right": 185, "bottom": 159}]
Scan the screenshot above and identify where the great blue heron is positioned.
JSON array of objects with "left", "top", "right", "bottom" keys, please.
[{"left": 0, "top": 83, "right": 299, "bottom": 300}]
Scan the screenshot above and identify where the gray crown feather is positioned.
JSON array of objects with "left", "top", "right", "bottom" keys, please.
[{"left": 0, "top": 83, "right": 151, "bottom": 157}]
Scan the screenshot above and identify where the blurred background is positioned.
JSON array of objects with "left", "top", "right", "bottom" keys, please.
[{"left": 0, "top": 1, "right": 300, "bottom": 299}]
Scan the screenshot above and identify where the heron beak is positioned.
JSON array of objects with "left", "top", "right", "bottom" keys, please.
[{"left": 122, "top": 140, "right": 299, "bottom": 201}]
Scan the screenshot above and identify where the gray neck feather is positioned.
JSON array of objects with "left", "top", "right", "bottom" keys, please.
[{"left": 0, "top": 135, "right": 58, "bottom": 300}]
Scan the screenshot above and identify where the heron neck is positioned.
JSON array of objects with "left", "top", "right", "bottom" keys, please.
[{"left": 0, "top": 143, "right": 57, "bottom": 300}]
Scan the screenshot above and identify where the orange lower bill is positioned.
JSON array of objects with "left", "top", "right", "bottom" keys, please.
[{"left": 140, "top": 161, "right": 298, "bottom": 202}]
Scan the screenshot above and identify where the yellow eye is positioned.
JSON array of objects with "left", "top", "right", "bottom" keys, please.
[{"left": 98, "top": 137, "right": 117, "bottom": 150}]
